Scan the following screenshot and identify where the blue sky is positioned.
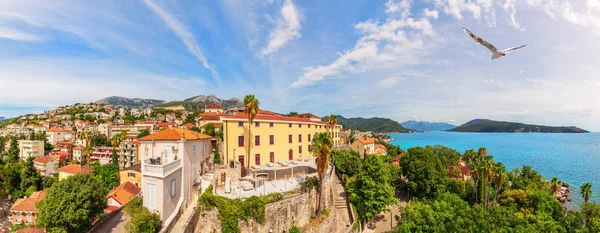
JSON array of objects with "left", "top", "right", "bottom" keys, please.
[{"left": 1, "top": 0, "right": 599, "bottom": 130}]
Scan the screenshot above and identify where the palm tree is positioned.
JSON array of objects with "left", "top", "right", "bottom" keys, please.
[
  {"left": 581, "top": 182, "right": 593, "bottom": 206},
  {"left": 481, "top": 156, "right": 495, "bottom": 210},
  {"left": 328, "top": 114, "right": 337, "bottom": 140},
  {"left": 311, "top": 132, "right": 332, "bottom": 215},
  {"left": 551, "top": 177, "right": 560, "bottom": 194},
  {"left": 493, "top": 163, "right": 506, "bottom": 205},
  {"left": 243, "top": 94, "right": 260, "bottom": 171}
]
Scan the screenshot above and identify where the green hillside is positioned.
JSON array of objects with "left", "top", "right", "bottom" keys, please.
[
  {"left": 322, "top": 115, "right": 412, "bottom": 133},
  {"left": 449, "top": 119, "right": 589, "bottom": 133}
]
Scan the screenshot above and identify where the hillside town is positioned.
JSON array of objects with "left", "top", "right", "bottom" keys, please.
[{"left": 0, "top": 98, "right": 399, "bottom": 233}]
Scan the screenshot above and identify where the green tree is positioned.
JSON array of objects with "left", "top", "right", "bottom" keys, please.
[
  {"left": 311, "top": 132, "right": 332, "bottom": 215},
  {"left": 4, "top": 163, "right": 24, "bottom": 199},
  {"left": 36, "top": 174, "right": 107, "bottom": 233},
  {"left": 204, "top": 123, "right": 216, "bottom": 137},
  {"left": 136, "top": 129, "right": 150, "bottom": 139},
  {"left": 332, "top": 150, "right": 362, "bottom": 178},
  {"left": 190, "top": 126, "right": 202, "bottom": 133},
  {"left": 400, "top": 147, "right": 448, "bottom": 198},
  {"left": 92, "top": 163, "right": 120, "bottom": 194},
  {"left": 287, "top": 112, "right": 298, "bottom": 116},
  {"left": 348, "top": 155, "right": 396, "bottom": 226},
  {"left": 112, "top": 148, "right": 119, "bottom": 166},
  {"left": 124, "top": 197, "right": 161, "bottom": 233},
  {"left": 42, "top": 176, "right": 57, "bottom": 188},
  {"left": 550, "top": 177, "right": 560, "bottom": 194},
  {"left": 243, "top": 94, "right": 260, "bottom": 170},
  {"left": 349, "top": 127, "right": 355, "bottom": 144},
  {"left": 7, "top": 137, "right": 20, "bottom": 163},
  {"left": 213, "top": 149, "right": 221, "bottom": 165},
  {"left": 581, "top": 182, "right": 593, "bottom": 206},
  {"left": 20, "top": 157, "right": 41, "bottom": 192}
]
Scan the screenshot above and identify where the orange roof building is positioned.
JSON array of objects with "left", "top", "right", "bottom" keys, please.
[
  {"left": 57, "top": 164, "right": 92, "bottom": 181},
  {"left": 352, "top": 136, "right": 375, "bottom": 157},
  {"left": 139, "top": 128, "right": 211, "bottom": 141},
  {"left": 10, "top": 191, "right": 46, "bottom": 225},
  {"left": 106, "top": 181, "right": 141, "bottom": 211}
]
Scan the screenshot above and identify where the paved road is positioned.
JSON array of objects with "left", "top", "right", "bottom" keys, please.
[{"left": 91, "top": 211, "right": 128, "bottom": 233}]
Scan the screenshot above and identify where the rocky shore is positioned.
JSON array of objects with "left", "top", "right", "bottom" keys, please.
[{"left": 555, "top": 181, "right": 572, "bottom": 208}]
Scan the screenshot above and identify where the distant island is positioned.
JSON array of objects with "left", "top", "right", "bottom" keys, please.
[
  {"left": 322, "top": 115, "right": 413, "bottom": 133},
  {"left": 401, "top": 120, "right": 456, "bottom": 131},
  {"left": 449, "top": 119, "right": 589, "bottom": 133}
]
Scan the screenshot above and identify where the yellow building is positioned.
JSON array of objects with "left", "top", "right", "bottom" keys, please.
[
  {"left": 351, "top": 136, "right": 375, "bottom": 157},
  {"left": 57, "top": 164, "right": 92, "bottom": 181},
  {"left": 120, "top": 163, "right": 142, "bottom": 188},
  {"left": 222, "top": 113, "right": 342, "bottom": 168}
]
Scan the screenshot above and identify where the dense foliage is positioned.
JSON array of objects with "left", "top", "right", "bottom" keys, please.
[
  {"left": 124, "top": 197, "right": 161, "bottom": 233},
  {"left": 198, "top": 185, "right": 283, "bottom": 233},
  {"left": 37, "top": 174, "right": 107, "bottom": 233},
  {"left": 136, "top": 129, "right": 150, "bottom": 139},
  {"left": 347, "top": 155, "right": 396, "bottom": 223},
  {"left": 322, "top": 115, "right": 412, "bottom": 133},
  {"left": 92, "top": 163, "right": 120, "bottom": 194},
  {"left": 450, "top": 119, "right": 589, "bottom": 133}
]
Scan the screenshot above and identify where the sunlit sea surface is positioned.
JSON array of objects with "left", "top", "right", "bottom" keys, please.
[{"left": 388, "top": 131, "right": 600, "bottom": 208}]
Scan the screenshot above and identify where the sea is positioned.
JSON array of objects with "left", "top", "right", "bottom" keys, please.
[{"left": 388, "top": 131, "right": 600, "bottom": 209}]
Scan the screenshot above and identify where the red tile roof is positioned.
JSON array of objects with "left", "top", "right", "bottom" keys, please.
[
  {"left": 11, "top": 191, "right": 46, "bottom": 212},
  {"left": 140, "top": 128, "right": 211, "bottom": 141},
  {"left": 33, "top": 156, "right": 51, "bottom": 165},
  {"left": 199, "top": 112, "right": 227, "bottom": 121},
  {"left": 205, "top": 104, "right": 222, "bottom": 109},
  {"left": 222, "top": 114, "right": 340, "bottom": 126},
  {"left": 356, "top": 137, "right": 374, "bottom": 144},
  {"left": 296, "top": 113, "right": 320, "bottom": 119},
  {"left": 106, "top": 181, "right": 141, "bottom": 205},
  {"left": 15, "top": 226, "right": 45, "bottom": 233},
  {"left": 57, "top": 164, "right": 92, "bottom": 174},
  {"left": 73, "top": 145, "right": 86, "bottom": 150}
]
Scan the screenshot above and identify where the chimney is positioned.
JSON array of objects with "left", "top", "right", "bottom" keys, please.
[{"left": 180, "top": 132, "right": 185, "bottom": 141}]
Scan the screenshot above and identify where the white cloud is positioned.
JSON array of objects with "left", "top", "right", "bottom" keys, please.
[
  {"left": 260, "top": 0, "right": 302, "bottom": 56},
  {"left": 291, "top": 0, "right": 436, "bottom": 88},
  {"left": 585, "top": 80, "right": 600, "bottom": 87},
  {"left": 376, "top": 76, "right": 407, "bottom": 88},
  {"left": 143, "top": 0, "right": 219, "bottom": 80},
  {"left": 0, "top": 27, "right": 43, "bottom": 42},
  {"left": 424, "top": 8, "right": 439, "bottom": 19}
]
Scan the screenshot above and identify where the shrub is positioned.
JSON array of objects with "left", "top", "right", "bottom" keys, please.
[
  {"left": 289, "top": 226, "right": 301, "bottom": 233},
  {"left": 300, "top": 176, "right": 320, "bottom": 193}
]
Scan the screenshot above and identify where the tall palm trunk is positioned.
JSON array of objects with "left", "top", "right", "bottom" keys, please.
[
  {"left": 316, "top": 181, "right": 323, "bottom": 215},
  {"left": 246, "top": 123, "right": 252, "bottom": 171}
]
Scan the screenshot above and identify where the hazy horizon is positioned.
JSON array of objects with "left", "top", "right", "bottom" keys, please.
[{"left": 1, "top": 0, "right": 599, "bottom": 130}]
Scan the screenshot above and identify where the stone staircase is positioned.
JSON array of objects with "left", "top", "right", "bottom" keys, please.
[{"left": 333, "top": 178, "right": 353, "bottom": 233}]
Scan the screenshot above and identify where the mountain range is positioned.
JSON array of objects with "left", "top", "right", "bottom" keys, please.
[
  {"left": 0, "top": 116, "right": 6, "bottom": 122},
  {"left": 95, "top": 96, "right": 166, "bottom": 108},
  {"left": 450, "top": 119, "right": 589, "bottom": 133},
  {"left": 401, "top": 120, "right": 456, "bottom": 131},
  {"left": 322, "top": 115, "right": 412, "bottom": 133},
  {"left": 157, "top": 94, "right": 244, "bottom": 111}
]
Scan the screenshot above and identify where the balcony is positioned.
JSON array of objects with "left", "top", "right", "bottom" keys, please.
[{"left": 143, "top": 158, "right": 182, "bottom": 178}]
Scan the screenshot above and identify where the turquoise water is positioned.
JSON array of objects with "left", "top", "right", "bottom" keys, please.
[{"left": 388, "top": 132, "right": 600, "bottom": 208}]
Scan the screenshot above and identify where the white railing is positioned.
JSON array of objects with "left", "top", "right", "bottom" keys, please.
[{"left": 143, "top": 159, "right": 182, "bottom": 178}]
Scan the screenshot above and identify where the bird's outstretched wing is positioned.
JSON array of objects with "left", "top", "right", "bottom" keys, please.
[
  {"left": 463, "top": 28, "right": 497, "bottom": 53},
  {"left": 500, "top": 44, "right": 529, "bottom": 53}
]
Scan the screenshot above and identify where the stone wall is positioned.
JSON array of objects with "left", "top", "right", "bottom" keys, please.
[{"left": 195, "top": 173, "right": 337, "bottom": 233}]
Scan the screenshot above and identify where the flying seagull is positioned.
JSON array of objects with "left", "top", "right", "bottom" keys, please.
[{"left": 463, "top": 27, "right": 529, "bottom": 60}]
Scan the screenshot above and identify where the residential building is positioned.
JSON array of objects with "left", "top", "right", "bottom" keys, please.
[
  {"left": 56, "top": 141, "right": 73, "bottom": 156},
  {"left": 221, "top": 113, "right": 342, "bottom": 170},
  {"left": 204, "top": 104, "right": 224, "bottom": 113},
  {"left": 106, "top": 181, "right": 141, "bottom": 211},
  {"left": 296, "top": 113, "right": 322, "bottom": 121},
  {"left": 139, "top": 128, "right": 212, "bottom": 227},
  {"left": 374, "top": 144, "right": 387, "bottom": 156},
  {"left": 33, "top": 156, "right": 59, "bottom": 177},
  {"left": 119, "top": 107, "right": 127, "bottom": 117},
  {"left": 72, "top": 145, "right": 85, "bottom": 161},
  {"left": 351, "top": 136, "right": 375, "bottom": 157},
  {"left": 90, "top": 146, "right": 113, "bottom": 165},
  {"left": 57, "top": 164, "right": 92, "bottom": 181},
  {"left": 45, "top": 128, "right": 68, "bottom": 145},
  {"left": 18, "top": 140, "right": 45, "bottom": 160},
  {"left": 131, "top": 108, "right": 142, "bottom": 117},
  {"left": 196, "top": 112, "right": 225, "bottom": 129},
  {"left": 98, "top": 123, "right": 112, "bottom": 137},
  {"left": 143, "top": 107, "right": 153, "bottom": 116},
  {"left": 120, "top": 163, "right": 142, "bottom": 188},
  {"left": 49, "top": 150, "right": 69, "bottom": 164},
  {"left": 9, "top": 191, "right": 45, "bottom": 225}
]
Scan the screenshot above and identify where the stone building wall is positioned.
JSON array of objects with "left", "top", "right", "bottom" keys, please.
[{"left": 195, "top": 172, "right": 337, "bottom": 233}]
